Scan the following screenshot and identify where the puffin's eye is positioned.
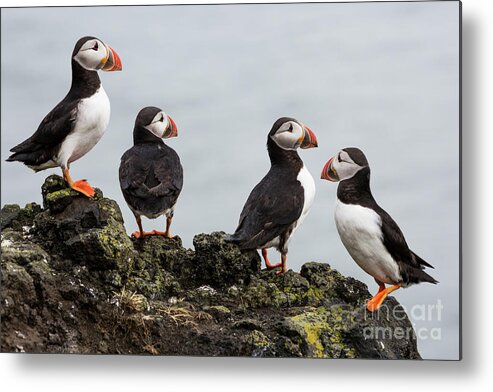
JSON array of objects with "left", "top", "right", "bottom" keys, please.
[
  {"left": 92, "top": 42, "right": 99, "bottom": 51},
  {"left": 288, "top": 124, "right": 293, "bottom": 132}
]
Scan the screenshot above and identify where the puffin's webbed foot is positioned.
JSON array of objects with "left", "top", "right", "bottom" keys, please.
[
  {"left": 71, "top": 179, "right": 96, "bottom": 198},
  {"left": 131, "top": 230, "right": 158, "bottom": 239},
  {"left": 262, "top": 249, "right": 287, "bottom": 275},
  {"left": 366, "top": 283, "right": 401, "bottom": 312},
  {"left": 150, "top": 230, "right": 174, "bottom": 239},
  {"left": 62, "top": 168, "right": 95, "bottom": 198}
]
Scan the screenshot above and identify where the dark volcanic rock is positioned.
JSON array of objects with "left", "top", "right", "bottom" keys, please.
[{"left": 0, "top": 175, "right": 421, "bottom": 358}]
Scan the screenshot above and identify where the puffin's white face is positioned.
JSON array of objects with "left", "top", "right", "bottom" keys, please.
[
  {"left": 73, "top": 38, "right": 122, "bottom": 72},
  {"left": 73, "top": 39, "right": 108, "bottom": 70},
  {"left": 321, "top": 149, "right": 366, "bottom": 182},
  {"left": 144, "top": 111, "right": 178, "bottom": 139},
  {"left": 270, "top": 120, "right": 318, "bottom": 150}
]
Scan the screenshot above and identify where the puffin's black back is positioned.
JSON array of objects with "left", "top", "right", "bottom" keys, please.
[{"left": 119, "top": 110, "right": 183, "bottom": 218}]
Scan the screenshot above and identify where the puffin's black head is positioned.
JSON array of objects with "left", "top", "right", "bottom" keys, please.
[
  {"left": 72, "top": 36, "right": 122, "bottom": 72},
  {"left": 321, "top": 147, "right": 369, "bottom": 182},
  {"left": 268, "top": 117, "right": 318, "bottom": 150},
  {"left": 135, "top": 106, "right": 178, "bottom": 141}
]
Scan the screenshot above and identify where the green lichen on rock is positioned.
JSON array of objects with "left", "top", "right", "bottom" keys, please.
[
  {"left": 192, "top": 231, "right": 261, "bottom": 288},
  {"left": 203, "top": 305, "right": 231, "bottom": 321},
  {"left": 241, "top": 330, "right": 274, "bottom": 357},
  {"left": 44, "top": 188, "right": 82, "bottom": 213},
  {"left": 279, "top": 306, "right": 356, "bottom": 358},
  {"left": 0, "top": 175, "right": 422, "bottom": 358},
  {"left": 1, "top": 229, "right": 50, "bottom": 267},
  {"left": 1, "top": 204, "right": 21, "bottom": 230}
]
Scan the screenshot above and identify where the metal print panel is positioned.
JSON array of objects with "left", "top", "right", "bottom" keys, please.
[{"left": 0, "top": 1, "right": 461, "bottom": 360}]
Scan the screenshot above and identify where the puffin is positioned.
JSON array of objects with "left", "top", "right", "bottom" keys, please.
[
  {"left": 320, "top": 147, "right": 437, "bottom": 311},
  {"left": 119, "top": 106, "right": 182, "bottom": 239},
  {"left": 6, "top": 36, "right": 122, "bottom": 197},
  {"left": 227, "top": 117, "right": 318, "bottom": 275}
]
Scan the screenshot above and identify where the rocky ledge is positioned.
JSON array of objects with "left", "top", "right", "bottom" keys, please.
[{"left": 1, "top": 175, "right": 420, "bottom": 358}]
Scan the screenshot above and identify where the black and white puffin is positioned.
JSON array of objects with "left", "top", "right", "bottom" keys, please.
[
  {"left": 320, "top": 147, "right": 437, "bottom": 311},
  {"left": 119, "top": 106, "right": 182, "bottom": 239},
  {"left": 227, "top": 117, "right": 318, "bottom": 275},
  {"left": 6, "top": 36, "right": 122, "bottom": 197}
]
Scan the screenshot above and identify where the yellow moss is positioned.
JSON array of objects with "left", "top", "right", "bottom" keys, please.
[
  {"left": 289, "top": 312, "right": 327, "bottom": 358},
  {"left": 45, "top": 188, "right": 79, "bottom": 201},
  {"left": 247, "top": 330, "right": 270, "bottom": 348},
  {"left": 302, "top": 287, "right": 325, "bottom": 303}
]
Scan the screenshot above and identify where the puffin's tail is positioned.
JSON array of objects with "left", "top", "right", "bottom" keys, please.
[
  {"left": 225, "top": 233, "right": 252, "bottom": 251},
  {"left": 6, "top": 139, "right": 49, "bottom": 168},
  {"left": 411, "top": 250, "right": 435, "bottom": 269},
  {"left": 402, "top": 263, "right": 438, "bottom": 285},
  {"left": 225, "top": 233, "right": 241, "bottom": 244},
  {"left": 412, "top": 268, "right": 438, "bottom": 285}
]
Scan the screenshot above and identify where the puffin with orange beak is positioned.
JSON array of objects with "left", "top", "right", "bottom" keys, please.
[
  {"left": 7, "top": 36, "right": 122, "bottom": 197},
  {"left": 119, "top": 106, "right": 182, "bottom": 239},
  {"left": 321, "top": 147, "right": 437, "bottom": 311},
  {"left": 227, "top": 117, "right": 318, "bottom": 275}
]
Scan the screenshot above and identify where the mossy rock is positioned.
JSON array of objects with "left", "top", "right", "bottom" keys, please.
[
  {"left": 1, "top": 229, "right": 51, "bottom": 267},
  {"left": 278, "top": 306, "right": 356, "bottom": 359},
  {"left": 0, "top": 175, "right": 422, "bottom": 358},
  {"left": 63, "top": 221, "right": 134, "bottom": 271},
  {"left": 192, "top": 232, "right": 261, "bottom": 289},
  {"left": 131, "top": 235, "right": 195, "bottom": 285},
  {"left": 1, "top": 203, "right": 43, "bottom": 232},
  {"left": 241, "top": 330, "right": 275, "bottom": 357}
]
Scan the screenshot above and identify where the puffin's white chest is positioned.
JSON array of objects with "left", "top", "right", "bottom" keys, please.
[
  {"left": 295, "top": 165, "right": 316, "bottom": 228},
  {"left": 57, "top": 86, "right": 110, "bottom": 166},
  {"left": 334, "top": 199, "right": 401, "bottom": 284}
]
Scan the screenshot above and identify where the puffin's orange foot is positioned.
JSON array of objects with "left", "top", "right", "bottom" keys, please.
[
  {"left": 131, "top": 231, "right": 157, "bottom": 239},
  {"left": 70, "top": 180, "right": 95, "bottom": 198},
  {"left": 367, "top": 294, "right": 386, "bottom": 312},
  {"left": 366, "top": 284, "right": 401, "bottom": 312},
  {"left": 275, "top": 267, "right": 287, "bottom": 276},
  {"left": 265, "top": 262, "right": 282, "bottom": 270},
  {"left": 151, "top": 230, "right": 174, "bottom": 238}
]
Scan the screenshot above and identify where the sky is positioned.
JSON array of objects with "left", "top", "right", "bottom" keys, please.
[{"left": 1, "top": 1, "right": 460, "bottom": 359}]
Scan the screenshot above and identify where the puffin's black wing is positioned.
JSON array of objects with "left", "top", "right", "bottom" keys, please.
[
  {"left": 7, "top": 98, "right": 78, "bottom": 165},
  {"left": 119, "top": 144, "right": 183, "bottom": 211},
  {"left": 229, "top": 168, "right": 304, "bottom": 250},
  {"left": 146, "top": 147, "right": 183, "bottom": 198},
  {"left": 377, "top": 207, "right": 437, "bottom": 284}
]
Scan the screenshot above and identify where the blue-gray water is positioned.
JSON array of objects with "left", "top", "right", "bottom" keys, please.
[{"left": 1, "top": 2, "right": 459, "bottom": 359}]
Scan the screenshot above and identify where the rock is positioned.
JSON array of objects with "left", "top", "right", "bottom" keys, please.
[
  {"left": 241, "top": 330, "right": 275, "bottom": 357},
  {"left": 192, "top": 232, "right": 261, "bottom": 288},
  {"left": 232, "top": 318, "right": 264, "bottom": 331},
  {"left": 33, "top": 175, "right": 134, "bottom": 271},
  {"left": 1, "top": 204, "right": 21, "bottom": 230},
  {"left": 0, "top": 175, "right": 421, "bottom": 358},
  {"left": 1, "top": 203, "right": 42, "bottom": 232},
  {"left": 203, "top": 305, "right": 231, "bottom": 321}
]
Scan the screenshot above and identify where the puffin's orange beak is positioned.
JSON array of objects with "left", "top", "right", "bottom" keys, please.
[
  {"left": 300, "top": 126, "right": 318, "bottom": 149},
  {"left": 321, "top": 157, "right": 339, "bottom": 182},
  {"left": 165, "top": 115, "right": 178, "bottom": 138},
  {"left": 101, "top": 45, "right": 122, "bottom": 72}
]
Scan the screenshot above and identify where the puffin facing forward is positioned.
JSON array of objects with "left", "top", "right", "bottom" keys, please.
[
  {"left": 321, "top": 147, "right": 437, "bottom": 311},
  {"left": 227, "top": 117, "right": 318, "bottom": 275},
  {"left": 7, "top": 36, "right": 122, "bottom": 197},
  {"left": 119, "top": 106, "right": 182, "bottom": 239}
]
